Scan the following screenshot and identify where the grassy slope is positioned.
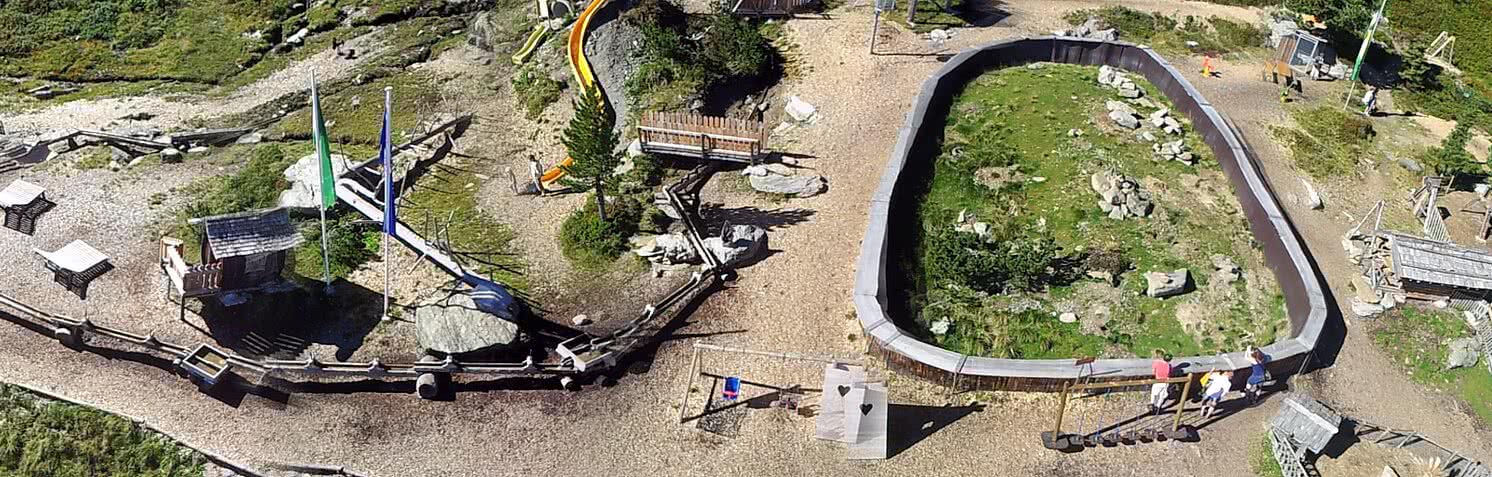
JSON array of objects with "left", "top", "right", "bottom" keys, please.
[
  {"left": 1373, "top": 305, "right": 1492, "bottom": 427},
  {"left": 0, "top": 385, "right": 204, "bottom": 477},
  {"left": 915, "top": 63, "right": 1287, "bottom": 359},
  {"left": 401, "top": 159, "right": 527, "bottom": 291}
]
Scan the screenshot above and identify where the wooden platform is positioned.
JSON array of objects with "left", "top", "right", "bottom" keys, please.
[{"left": 637, "top": 112, "right": 768, "bottom": 163}]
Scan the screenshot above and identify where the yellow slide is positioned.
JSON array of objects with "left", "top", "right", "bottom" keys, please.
[
  {"left": 540, "top": 0, "right": 610, "bottom": 184},
  {"left": 511, "top": 24, "right": 550, "bottom": 65}
]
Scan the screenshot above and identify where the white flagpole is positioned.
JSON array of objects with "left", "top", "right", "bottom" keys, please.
[
  {"left": 382, "top": 86, "right": 393, "bottom": 322},
  {"left": 312, "top": 69, "right": 334, "bottom": 295}
]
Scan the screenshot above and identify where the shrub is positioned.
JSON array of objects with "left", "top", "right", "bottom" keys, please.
[
  {"left": 559, "top": 196, "right": 643, "bottom": 269},
  {"left": 1064, "top": 6, "right": 1177, "bottom": 40},
  {"left": 923, "top": 227, "right": 1063, "bottom": 293},
  {"left": 699, "top": 13, "right": 772, "bottom": 79},
  {"left": 295, "top": 214, "right": 378, "bottom": 280},
  {"left": 1210, "top": 17, "right": 1266, "bottom": 50},
  {"left": 0, "top": 385, "right": 204, "bottom": 476},
  {"left": 511, "top": 66, "right": 565, "bottom": 120},
  {"left": 1425, "top": 121, "right": 1482, "bottom": 180}
]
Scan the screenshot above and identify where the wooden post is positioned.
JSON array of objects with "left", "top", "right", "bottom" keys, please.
[
  {"left": 1172, "top": 374, "right": 1194, "bottom": 431},
  {"left": 1052, "top": 381, "right": 1071, "bottom": 436},
  {"left": 678, "top": 345, "right": 702, "bottom": 423}
]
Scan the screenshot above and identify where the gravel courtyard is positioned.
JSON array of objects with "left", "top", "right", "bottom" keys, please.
[{"left": 0, "top": 0, "right": 1487, "bottom": 476}]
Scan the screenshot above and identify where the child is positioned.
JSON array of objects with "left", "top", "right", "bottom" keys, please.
[
  {"left": 1201, "top": 371, "right": 1233, "bottom": 418},
  {"left": 1362, "top": 86, "right": 1379, "bottom": 116},
  {"left": 1150, "top": 350, "right": 1172, "bottom": 415},
  {"left": 1245, "top": 347, "right": 1268, "bottom": 405}
]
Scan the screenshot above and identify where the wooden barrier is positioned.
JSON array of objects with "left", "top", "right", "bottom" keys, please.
[{"left": 638, "top": 112, "right": 767, "bottom": 163}]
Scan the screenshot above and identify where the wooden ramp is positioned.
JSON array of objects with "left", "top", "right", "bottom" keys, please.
[{"left": 638, "top": 112, "right": 768, "bottom": 163}]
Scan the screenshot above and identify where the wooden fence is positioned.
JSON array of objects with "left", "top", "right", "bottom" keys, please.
[{"left": 637, "top": 112, "right": 768, "bottom": 163}]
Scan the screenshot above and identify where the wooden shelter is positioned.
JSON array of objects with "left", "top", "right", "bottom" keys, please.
[
  {"left": 637, "top": 112, "right": 768, "bottom": 163},
  {"left": 1263, "top": 30, "right": 1327, "bottom": 87},
  {"left": 162, "top": 208, "right": 303, "bottom": 305},
  {"left": 0, "top": 179, "right": 54, "bottom": 235},
  {"left": 1376, "top": 232, "right": 1492, "bottom": 301}
]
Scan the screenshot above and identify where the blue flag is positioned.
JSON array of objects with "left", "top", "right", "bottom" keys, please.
[{"left": 379, "top": 89, "right": 396, "bottom": 236}]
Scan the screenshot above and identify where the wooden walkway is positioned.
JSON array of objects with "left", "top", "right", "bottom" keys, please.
[
  {"left": 728, "top": 0, "right": 816, "bottom": 16},
  {"left": 637, "top": 112, "right": 768, "bottom": 163}
]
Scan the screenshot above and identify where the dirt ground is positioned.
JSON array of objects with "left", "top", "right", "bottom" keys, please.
[{"left": 0, "top": 1, "right": 1488, "bottom": 476}]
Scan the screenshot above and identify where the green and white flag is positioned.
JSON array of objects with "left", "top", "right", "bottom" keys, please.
[
  {"left": 1349, "top": 0, "right": 1388, "bottom": 82},
  {"left": 311, "top": 74, "right": 336, "bottom": 210}
]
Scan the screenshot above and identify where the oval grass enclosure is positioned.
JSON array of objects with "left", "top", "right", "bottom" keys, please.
[{"left": 854, "top": 37, "right": 1328, "bottom": 391}]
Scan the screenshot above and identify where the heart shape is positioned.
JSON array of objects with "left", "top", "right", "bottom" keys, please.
[
  {"left": 837, "top": 385, "right": 850, "bottom": 397},
  {"left": 860, "top": 403, "right": 874, "bottom": 415}
]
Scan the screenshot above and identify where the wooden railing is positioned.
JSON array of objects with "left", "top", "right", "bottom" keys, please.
[
  {"left": 638, "top": 112, "right": 767, "bottom": 163},
  {"left": 160, "top": 238, "right": 223, "bottom": 297}
]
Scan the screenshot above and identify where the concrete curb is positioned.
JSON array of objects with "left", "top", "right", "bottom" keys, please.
[{"left": 854, "top": 37, "right": 1328, "bottom": 391}]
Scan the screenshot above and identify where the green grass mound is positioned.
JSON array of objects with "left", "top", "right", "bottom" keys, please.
[
  {"left": 905, "top": 63, "right": 1287, "bottom": 360},
  {"left": 0, "top": 385, "right": 204, "bottom": 477},
  {"left": 1373, "top": 305, "right": 1492, "bottom": 427}
]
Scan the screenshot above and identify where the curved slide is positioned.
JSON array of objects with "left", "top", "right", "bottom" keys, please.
[
  {"left": 539, "top": 0, "right": 611, "bottom": 184},
  {"left": 511, "top": 24, "right": 550, "bottom": 65}
]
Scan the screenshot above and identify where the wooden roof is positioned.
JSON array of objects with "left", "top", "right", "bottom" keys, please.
[
  {"left": 0, "top": 180, "right": 44, "bottom": 207},
  {"left": 1388, "top": 232, "right": 1492, "bottom": 290},
  {"left": 198, "top": 208, "right": 304, "bottom": 259}
]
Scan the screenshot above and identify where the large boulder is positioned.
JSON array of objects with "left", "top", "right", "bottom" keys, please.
[
  {"left": 704, "top": 224, "right": 768, "bottom": 267},
  {"left": 639, "top": 233, "right": 698, "bottom": 264},
  {"left": 279, "top": 153, "right": 352, "bottom": 209},
  {"left": 785, "top": 95, "right": 818, "bottom": 124},
  {"left": 415, "top": 283, "right": 522, "bottom": 357},
  {"left": 749, "top": 164, "right": 828, "bottom": 198},
  {"left": 1144, "top": 269, "right": 1190, "bottom": 298},
  {"left": 1447, "top": 338, "right": 1480, "bottom": 370}
]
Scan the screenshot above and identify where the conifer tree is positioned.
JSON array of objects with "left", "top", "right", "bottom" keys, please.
[{"left": 560, "top": 85, "right": 622, "bottom": 221}]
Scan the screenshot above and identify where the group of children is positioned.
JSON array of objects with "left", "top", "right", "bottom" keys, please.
[{"left": 1149, "top": 346, "right": 1271, "bottom": 419}]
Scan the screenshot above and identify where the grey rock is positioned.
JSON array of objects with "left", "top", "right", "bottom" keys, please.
[
  {"left": 1104, "top": 100, "right": 1136, "bottom": 115},
  {"left": 279, "top": 153, "right": 351, "bottom": 209},
  {"left": 650, "top": 233, "right": 697, "bottom": 264},
  {"left": 1144, "top": 269, "right": 1190, "bottom": 298},
  {"left": 1398, "top": 157, "right": 1423, "bottom": 172},
  {"left": 1059, "top": 312, "right": 1078, "bottom": 323},
  {"left": 1118, "top": 86, "right": 1143, "bottom": 99},
  {"left": 785, "top": 95, "right": 817, "bottom": 123},
  {"left": 571, "top": 314, "right": 591, "bottom": 326},
  {"left": 1447, "top": 337, "right": 1479, "bottom": 369},
  {"left": 160, "top": 147, "right": 183, "bottom": 164},
  {"left": 415, "top": 288, "right": 521, "bottom": 357},
  {"left": 286, "top": 27, "right": 310, "bottom": 46},
  {"left": 749, "top": 169, "right": 828, "bottom": 198},
  {"left": 929, "top": 318, "right": 951, "bottom": 336},
  {"left": 705, "top": 224, "right": 767, "bottom": 267},
  {"left": 1350, "top": 297, "right": 1385, "bottom": 318},
  {"left": 234, "top": 133, "right": 262, "bottom": 145},
  {"left": 1108, "top": 110, "right": 1140, "bottom": 129}
]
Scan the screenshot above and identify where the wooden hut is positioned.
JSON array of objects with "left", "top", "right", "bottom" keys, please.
[
  {"left": 162, "top": 208, "right": 303, "bottom": 306},
  {"left": 1381, "top": 232, "right": 1492, "bottom": 301}
]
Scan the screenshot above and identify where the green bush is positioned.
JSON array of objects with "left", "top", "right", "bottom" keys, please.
[
  {"left": 698, "top": 13, "right": 772, "bottom": 79},
  {"left": 511, "top": 66, "right": 565, "bottom": 120},
  {"left": 923, "top": 227, "right": 1063, "bottom": 294},
  {"left": 1425, "top": 120, "right": 1482, "bottom": 180},
  {"left": 295, "top": 214, "right": 378, "bottom": 280},
  {"left": 559, "top": 195, "right": 643, "bottom": 269},
  {"left": 1210, "top": 17, "right": 1267, "bottom": 50},
  {"left": 0, "top": 385, "right": 204, "bottom": 476},
  {"left": 623, "top": 0, "right": 774, "bottom": 112},
  {"left": 1064, "top": 6, "right": 1178, "bottom": 40}
]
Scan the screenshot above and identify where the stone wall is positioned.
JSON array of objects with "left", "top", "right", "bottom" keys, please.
[{"left": 853, "top": 37, "right": 1328, "bottom": 391}]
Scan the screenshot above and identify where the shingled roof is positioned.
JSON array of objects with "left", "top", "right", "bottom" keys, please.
[
  {"left": 199, "top": 208, "right": 304, "bottom": 259},
  {"left": 1388, "top": 233, "right": 1492, "bottom": 290}
]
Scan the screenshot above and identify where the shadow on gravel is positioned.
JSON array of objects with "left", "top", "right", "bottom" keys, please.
[{"left": 887, "top": 403, "right": 985, "bottom": 457}]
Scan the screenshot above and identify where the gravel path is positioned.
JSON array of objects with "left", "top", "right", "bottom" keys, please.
[{"left": 6, "top": 1, "right": 1484, "bottom": 476}]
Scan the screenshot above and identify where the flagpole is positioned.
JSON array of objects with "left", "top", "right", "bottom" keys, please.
[
  {"left": 1343, "top": 0, "right": 1389, "bottom": 110},
  {"left": 311, "top": 69, "right": 334, "bottom": 295},
  {"left": 382, "top": 86, "right": 393, "bottom": 322}
]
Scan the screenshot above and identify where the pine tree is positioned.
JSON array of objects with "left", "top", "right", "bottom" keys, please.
[
  {"left": 560, "top": 84, "right": 622, "bottom": 221},
  {"left": 1430, "top": 121, "right": 1478, "bottom": 179}
]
